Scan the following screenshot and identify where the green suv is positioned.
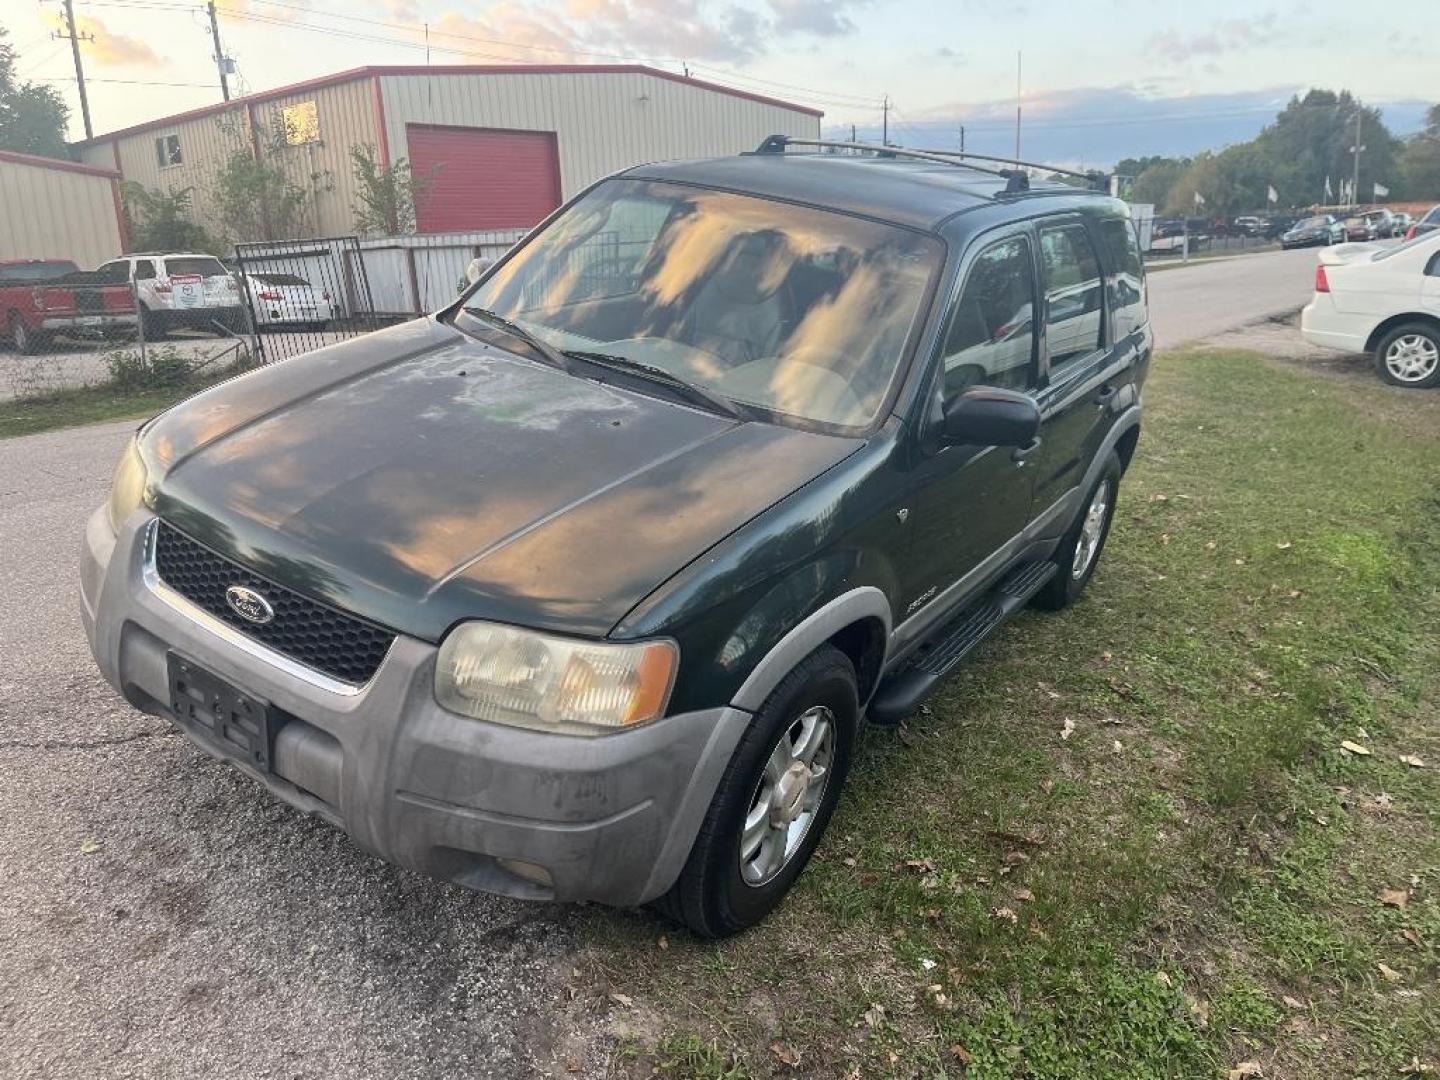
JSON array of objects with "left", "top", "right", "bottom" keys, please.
[{"left": 81, "top": 139, "right": 1149, "bottom": 936}]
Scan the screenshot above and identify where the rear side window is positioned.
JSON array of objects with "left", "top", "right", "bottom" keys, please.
[
  {"left": 166, "top": 257, "right": 227, "bottom": 277},
  {"left": 1097, "top": 218, "right": 1147, "bottom": 339},
  {"left": 938, "top": 235, "right": 1036, "bottom": 396},
  {"left": 1038, "top": 223, "right": 1104, "bottom": 369},
  {"left": 134, "top": 260, "right": 157, "bottom": 281}
]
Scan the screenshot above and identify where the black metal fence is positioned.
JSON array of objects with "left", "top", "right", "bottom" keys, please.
[{"left": 233, "top": 236, "right": 393, "bottom": 364}]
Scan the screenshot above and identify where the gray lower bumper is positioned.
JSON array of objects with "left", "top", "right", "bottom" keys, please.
[{"left": 81, "top": 509, "right": 751, "bottom": 907}]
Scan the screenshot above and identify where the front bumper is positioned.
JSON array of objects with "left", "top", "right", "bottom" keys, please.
[
  {"left": 81, "top": 509, "right": 750, "bottom": 906},
  {"left": 40, "top": 313, "right": 139, "bottom": 332}
]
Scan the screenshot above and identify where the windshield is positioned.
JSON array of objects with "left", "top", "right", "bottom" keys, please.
[
  {"left": 166, "top": 257, "right": 228, "bottom": 277},
  {"left": 1296, "top": 217, "right": 1328, "bottom": 229},
  {"left": 0, "top": 261, "right": 77, "bottom": 282},
  {"left": 454, "top": 179, "right": 942, "bottom": 430}
]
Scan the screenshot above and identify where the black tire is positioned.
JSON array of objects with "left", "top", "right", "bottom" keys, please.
[
  {"left": 655, "top": 645, "right": 858, "bottom": 938},
  {"left": 1372, "top": 322, "right": 1440, "bottom": 389},
  {"left": 1033, "top": 451, "right": 1123, "bottom": 611}
]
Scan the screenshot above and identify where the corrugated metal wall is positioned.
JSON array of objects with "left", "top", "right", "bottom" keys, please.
[
  {"left": 0, "top": 157, "right": 123, "bottom": 267},
  {"left": 380, "top": 70, "right": 820, "bottom": 202}
]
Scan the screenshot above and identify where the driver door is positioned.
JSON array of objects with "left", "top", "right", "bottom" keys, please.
[{"left": 891, "top": 229, "right": 1039, "bottom": 644}]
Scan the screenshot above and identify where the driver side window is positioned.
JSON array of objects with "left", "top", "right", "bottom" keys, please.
[{"left": 938, "top": 235, "right": 1036, "bottom": 397}]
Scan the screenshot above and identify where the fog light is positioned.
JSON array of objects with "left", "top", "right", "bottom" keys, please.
[{"left": 497, "top": 857, "right": 553, "bottom": 888}]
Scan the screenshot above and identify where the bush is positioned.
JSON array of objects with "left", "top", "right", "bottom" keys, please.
[{"left": 104, "top": 345, "right": 196, "bottom": 391}]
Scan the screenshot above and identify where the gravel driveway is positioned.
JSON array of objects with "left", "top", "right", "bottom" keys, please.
[{"left": 0, "top": 422, "right": 591, "bottom": 1080}]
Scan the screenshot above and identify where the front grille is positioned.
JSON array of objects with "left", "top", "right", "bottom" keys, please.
[{"left": 152, "top": 521, "right": 395, "bottom": 685}]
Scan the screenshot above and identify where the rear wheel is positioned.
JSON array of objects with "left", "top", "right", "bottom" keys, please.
[
  {"left": 9, "top": 313, "right": 36, "bottom": 354},
  {"left": 1034, "top": 452, "right": 1122, "bottom": 610},
  {"left": 656, "top": 645, "right": 858, "bottom": 938},
  {"left": 1373, "top": 323, "right": 1440, "bottom": 388}
]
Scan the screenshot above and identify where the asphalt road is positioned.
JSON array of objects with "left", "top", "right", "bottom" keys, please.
[
  {"left": 1145, "top": 244, "right": 1323, "bottom": 348},
  {"left": 0, "top": 249, "right": 1317, "bottom": 1078}
]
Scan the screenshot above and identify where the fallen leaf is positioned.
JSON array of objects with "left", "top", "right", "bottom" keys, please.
[
  {"left": 1099, "top": 650, "right": 1113, "bottom": 661},
  {"left": 1228, "top": 1061, "right": 1263, "bottom": 1079},
  {"left": 1060, "top": 718, "right": 1075, "bottom": 741},
  {"left": 992, "top": 906, "right": 1018, "bottom": 924},
  {"left": 608, "top": 992, "right": 633, "bottom": 1008},
  {"left": 1113, "top": 740, "right": 1124, "bottom": 752},
  {"left": 950, "top": 1043, "right": 973, "bottom": 1066},
  {"left": 565, "top": 1056, "right": 583, "bottom": 1073},
  {"left": 1150, "top": 493, "right": 1169, "bottom": 503},
  {"left": 79, "top": 839, "right": 103, "bottom": 855},
  {"left": 1205, "top": 540, "right": 1218, "bottom": 551},
  {"left": 1340, "top": 740, "right": 1372, "bottom": 756},
  {"left": 904, "top": 858, "right": 937, "bottom": 873},
  {"left": 1101, "top": 715, "right": 1124, "bottom": 726},
  {"left": 769, "top": 1041, "right": 801, "bottom": 1066},
  {"left": 1378, "top": 962, "right": 1404, "bottom": 983},
  {"left": 862, "top": 1003, "right": 885, "bottom": 1028},
  {"left": 1012, "top": 888, "right": 1034, "bottom": 902},
  {"left": 1002, "top": 850, "right": 1030, "bottom": 867},
  {"left": 1155, "top": 971, "right": 1172, "bottom": 988},
  {"left": 1399, "top": 754, "right": 1426, "bottom": 768},
  {"left": 1282, "top": 995, "right": 1304, "bottom": 1010},
  {"left": 1373, "top": 792, "right": 1395, "bottom": 812},
  {"left": 842, "top": 857, "right": 857, "bottom": 868},
  {"left": 1040, "top": 778, "right": 1055, "bottom": 795},
  {"left": 1234, "top": 558, "right": 1246, "bottom": 566},
  {"left": 1289, "top": 589, "right": 1303, "bottom": 598},
  {"left": 657, "top": 935, "right": 669, "bottom": 951},
  {"left": 1160, "top": 533, "right": 1172, "bottom": 546},
  {"left": 1401, "top": 928, "right": 1422, "bottom": 948},
  {"left": 1276, "top": 541, "right": 1292, "bottom": 550},
  {"left": 920, "top": 958, "right": 937, "bottom": 971},
  {"left": 1401, "top": 1056, "right": 1436, "bottom": 1075}
]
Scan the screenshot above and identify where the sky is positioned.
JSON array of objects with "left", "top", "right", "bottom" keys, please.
[{"left": 6, "top": 0, "right": 1433, "bottom": 168}]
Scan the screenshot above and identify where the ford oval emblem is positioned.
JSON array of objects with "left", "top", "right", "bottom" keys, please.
[{"left": 225, "top": 584, "right": 275, "bottom": 625}]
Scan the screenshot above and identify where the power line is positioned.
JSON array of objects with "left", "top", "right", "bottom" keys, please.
[{"left": 32, "top": 75, "right": 218, "bottom": 86}]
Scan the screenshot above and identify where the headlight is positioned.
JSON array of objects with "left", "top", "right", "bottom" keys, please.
[
  {"left": 107, "top": 436, "right": 152, "bottom": 533},
  {"left": 435, "top": 621, "right": 677, "bottom": 735}
]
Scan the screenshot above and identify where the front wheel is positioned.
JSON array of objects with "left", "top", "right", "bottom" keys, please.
[
  {"left": 1373, "top": 323, "right": 1440, "bottom": 388},
  {"left": 1033, "top": 451, "right": 1122, "bottom": 610},
  {"left": 656, "top": 645, "right": 858, "bottom": 938}
]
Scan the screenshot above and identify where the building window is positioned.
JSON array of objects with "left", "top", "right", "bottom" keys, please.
[
  {"left": 154, "top": 133, "right": 183, "bottom": 168},
  {"left": 281, "top": 100, "right": 320, "bottom": 145}
]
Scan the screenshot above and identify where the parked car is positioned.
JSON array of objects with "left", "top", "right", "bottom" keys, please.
[
  {"left": 1300, "top": 230, "right": 1440, "bottom": 387},
  {"left": 1, "top": 258, "right": 137, "bottom": 354},
  {"left": 1343, "top": 214, "right": 1376, "bottom": 242},
  {"left": 1281, "top": 215, "right": 1344, "bottom": 248},
  {"left": 1233, "top": 215, "right": 1266, "bottom": 237},
  {"left": 1265, "top": 214, "right": 1302, "bottom": 240},
  {"left": 239, "top": 271, "right": 334, "bottom": 330},
  {"left": 82, "top": 140, "right": 1150, "bottom": 937},
  {"left": 1406, "top": 205, "right": 1440, "bottom": 240},
  {"left": 96, "top": 252, "right": 245, "bottom": 339},
  {"left": 1391, "top": 212, "right": 1412, "bottom": 234}
]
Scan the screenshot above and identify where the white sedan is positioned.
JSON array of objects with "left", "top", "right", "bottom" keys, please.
[
  {"left": 1300, "top": 233, "right": 1440, "bottom": 387},
  {"left": 241, "top": 272, "right": 334, "bottom": 329}
]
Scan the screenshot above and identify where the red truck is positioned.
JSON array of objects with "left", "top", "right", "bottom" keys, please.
[{"left": 2, "top": 258, "right": 138, "bottom": 354}]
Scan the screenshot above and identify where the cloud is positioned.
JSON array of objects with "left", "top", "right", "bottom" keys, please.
[
  {"left": 42, "top": 10, "right": 163, "bottom": 67},
  {"left": 1146, "top": 13, "right": 1281, "bottom": 64},
  {"left": 770, "top": 0, "right": 864, "bottom": 37}
]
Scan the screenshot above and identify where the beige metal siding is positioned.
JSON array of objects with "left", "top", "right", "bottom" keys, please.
[
  {"left": 110, "top": 105, "right": 246, "bottom": 228},
  {"left": 0, "top": 158, "right": 123, "bottom": 267},
  {"left": 379, "top": 71, "right": 820, "bottom": 201}
]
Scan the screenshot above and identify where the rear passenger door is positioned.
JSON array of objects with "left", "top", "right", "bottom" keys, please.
[{"left": 1030, "top": 218, "right": 1123, "bottom": 518}]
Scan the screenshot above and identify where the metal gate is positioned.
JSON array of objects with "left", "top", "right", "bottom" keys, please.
[{"left": 233, "top": 236, "right": 392, "bottom": 364}]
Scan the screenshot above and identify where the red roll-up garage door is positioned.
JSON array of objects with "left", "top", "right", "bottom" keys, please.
[{"left": 407, "top": 124, "right": 561, "bottom": 232}]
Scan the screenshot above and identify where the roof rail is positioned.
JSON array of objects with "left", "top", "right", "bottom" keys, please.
[
  {"left": 915, "top": 148, "right": 1109, "bottom": 191},
  {"left": 752, "top": 135, "right": 1033, "bottom": 194}
]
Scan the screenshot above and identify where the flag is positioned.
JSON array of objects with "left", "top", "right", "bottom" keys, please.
[
  {"left": 1267, "top": 185, "right": 1278, "bottom": 204},
  {"left": 1374, "top": 182, "right": 1390, "bottom": 199},
  {"left": 1324, "top": 175, "right": 1333, "bottom": 199},
  {"left": 1193, "top": 190, "right": 1205, "bottom": 209}
]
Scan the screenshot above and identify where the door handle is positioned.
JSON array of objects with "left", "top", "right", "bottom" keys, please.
[
  {"left": 1094, "top": 384, "right": 1118, "bottom": 406},
  {"left": 1012, "top": 437, "right": 1042, "bottom": 464}
]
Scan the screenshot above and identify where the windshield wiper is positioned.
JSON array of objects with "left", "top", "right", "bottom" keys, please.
[
  {"left": 461, "top": 306, "right": 581, "bottom": 375},
  {"left": 562, "top": 350, "right": 745, "bottom": 420}
]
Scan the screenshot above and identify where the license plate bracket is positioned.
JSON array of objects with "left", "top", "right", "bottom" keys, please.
[{"left": 167, "top": 653, "right": 274, "bottom": 771}]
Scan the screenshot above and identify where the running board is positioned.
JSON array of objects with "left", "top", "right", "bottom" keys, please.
[{"left": 868, "top": 561, "right": 1057, "bottom": 726}]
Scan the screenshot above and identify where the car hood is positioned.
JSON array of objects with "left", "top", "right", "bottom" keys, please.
[{"left": 142, "top": 318, "right": 862, "bottom": 641}]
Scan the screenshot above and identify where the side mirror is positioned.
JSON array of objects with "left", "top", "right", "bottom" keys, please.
[{"left": 941, "top": 386, "right": 1040, "bottom": 447}]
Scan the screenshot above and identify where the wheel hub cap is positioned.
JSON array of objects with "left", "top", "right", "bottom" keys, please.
[
  {"left": 769, "top": 761, "right": 811, "bottom": 827},
  {"left": 1072, "top": 479, "right": 1111, "bottom": 579},
  {"left": 1386, "top": 334, "right": 1438, "bottom": 382}
]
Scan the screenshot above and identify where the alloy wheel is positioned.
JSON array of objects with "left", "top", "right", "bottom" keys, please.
[
  {"left": 1072, "top": 478, "right": 1111, "bottom": 579},
  {"left": 739, "top": 705, "right": 836, "bottom": 887},
  {"left": 1384, "top": 334, "right": 1439, "bottom": 384}
]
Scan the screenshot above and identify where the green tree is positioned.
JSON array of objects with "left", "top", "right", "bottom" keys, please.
[
  {"left": 1131, "top": 159, "right": 1186, "bottom": 209},
  {"left": 121, "top": 183, "right": 220, "bottom": 253},
  {"left": 210, "top": 110, "right": 331, "bottom": 243},
  {"left": 1256, "top": 89, "right": 1400, "bottom": 205},
  {"left": 349, "top": 144, "right": 437, "bottom": 236},
  {"left": 0, "top": 25, "right": 70, "bottom": 156},
  {"left": 1400, "top": 104, "right": 1440, "bottom": 200}
]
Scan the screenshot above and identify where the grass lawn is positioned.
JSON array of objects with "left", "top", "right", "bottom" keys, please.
[{"left": 580, "top": 348, "right": 1440, "bottom": 1079}]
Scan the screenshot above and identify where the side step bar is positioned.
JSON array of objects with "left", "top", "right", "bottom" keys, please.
[{"left": 868, "top": 560, "right": 1058, "bottom": 726}]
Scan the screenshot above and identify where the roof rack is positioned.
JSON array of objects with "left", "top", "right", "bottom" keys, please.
[
  {"left": 751, "top": 135, "right": 1111, "bottom": 195},
  {"left": 752, "top": 134, "right": 1033, "bottom": 194}
]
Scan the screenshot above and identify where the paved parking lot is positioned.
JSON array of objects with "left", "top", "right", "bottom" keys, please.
[{"left": 0, "top": 249, "right": 1332, "bottom": 1078}]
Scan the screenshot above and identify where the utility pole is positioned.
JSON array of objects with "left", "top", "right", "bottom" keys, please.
[
  {"left": 881, "top": 95, "right": 889, "bottom": 146},
  {"left": 959, "top": 124, "right": 965, "bottom": 153},
  {"left": 1349, "top": 112, "right": 1365, "bottom": 208},
  {"left": 54, "top": 0, "right": 93, "bottom": 140},
  {"left": 207, "top": 1, "right": 230, "bottom": 101},
  {"left": 850, "top": 123, "right": 857, "bottom": 142},
  {"left": 1013, "top": 51, "right": 1022, "bottom": 165}
]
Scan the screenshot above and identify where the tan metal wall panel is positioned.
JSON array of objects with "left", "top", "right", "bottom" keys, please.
[
  {"left": 111, "top": 104, "right": 248, "bottom": 230},
  {"left": 0, "top": 158, "right": 123, "bottom": 267},
  {"left": 379, "top": 71, "right": 820, "bottom": 201}
]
